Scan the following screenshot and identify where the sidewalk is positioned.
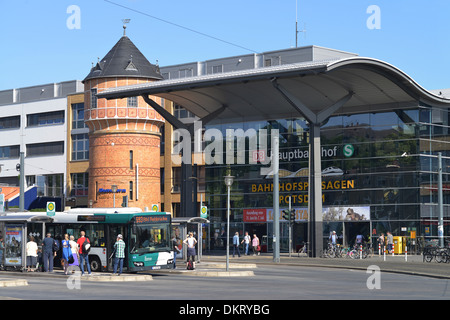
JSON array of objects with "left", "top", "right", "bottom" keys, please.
[{"left": 199, "top": 252, "right": 450, "bottom": 279}]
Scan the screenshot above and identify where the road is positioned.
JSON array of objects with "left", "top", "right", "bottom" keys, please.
[{"left": 1, "top": 264, "right": 449, "bottom": 301}]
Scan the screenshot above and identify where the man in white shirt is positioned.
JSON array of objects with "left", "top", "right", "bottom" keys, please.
[{"left": 241, "top": 232, "right": 251, "bottom": 256}]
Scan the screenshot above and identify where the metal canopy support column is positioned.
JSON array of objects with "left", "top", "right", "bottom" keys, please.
[
  {"left": 141, "top": 95, "right": 225, "bottom": 217},
  {"left": 272, "top": 79, "right": 353, "bottom": 257}
]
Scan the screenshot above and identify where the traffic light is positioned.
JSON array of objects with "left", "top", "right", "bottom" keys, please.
[
  {"left": 282, "top": 209, "right": 296, "bottom": 223},
  {"left": 282, "top": 209, "right": 289, "bottom": 221},
  {"left": 289, "top": 209, "right": 296, "bottom": 223}
]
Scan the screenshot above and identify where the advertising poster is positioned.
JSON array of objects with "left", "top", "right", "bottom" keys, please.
[
  {"left": 5, "top": 225, "right": 23, "bottom": 266},
  {"left": 322, "top": 206, "right": 370, "bottom": 221}
]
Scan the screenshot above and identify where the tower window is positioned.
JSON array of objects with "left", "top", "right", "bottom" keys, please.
[
  {"left": 129, "top": 150, "right": 133, "bottom": 170},
  {"left": 127, "top": 96, "right": 138, "bottom": 107},
  {"left": 90, "top": 88, "right": 97, "bottom": 109}
]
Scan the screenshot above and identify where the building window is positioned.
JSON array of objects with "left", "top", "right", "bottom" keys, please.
[
  {"left": 72, "top": 134, "right": 89, "bottom": 161},
  {"left": 174, "top": 104, "right": 195, "bottom": 119},
  {"left": 71, "top": 172, "right": 89, "bottom": 196},
  {"left": 212, "top": 65, "right": 223, "bottom": 74},
  {"left": 27, "top": 141, "right": 64, "bottom": 157},
  {"left": 129, "top": 181, "right": 133, "bottom": 200},
  {"left": 90, "top": 88, "right": 97, "bottom": 109},
  {"left": 129, "top": 150, "right": 133, "bottom": 169},
  {"left": 27, "top": 111, "right": 64, "bottom": 127},
  {"left": 0, "top": 145, "right": 19, "bottom": 160},
  {"left": 127, "top": 96, "right": 138, "bottom": 107},
  {"left": 37, "top": 174, "right": 63, "bottom": 197},
  {"left": 72, "top": 103, "right": 86, "bottom": 129},
  {"left": 0, "top": 116, "right": 20, "bottom": 130}
]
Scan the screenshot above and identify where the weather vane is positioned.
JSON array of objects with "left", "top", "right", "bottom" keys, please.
[{"left": 122, "top": 19, "right": 131, "bottom": 36}]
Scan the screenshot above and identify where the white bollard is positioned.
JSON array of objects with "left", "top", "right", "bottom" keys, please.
[
  {"left": 378, "top": 243, "right": 381, "bottom": 256},
  {"left": 360, "top": 245, "right": 362, "bottom": 259},
  {"left": 405, "top": 246, "right": 407, "bottom": 262},
  {"left": 383, "top": 246, "right": 386, "bottom": 261}
]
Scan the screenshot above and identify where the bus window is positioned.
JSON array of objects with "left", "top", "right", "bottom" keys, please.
[{"left": 131, "top": 223, "right": 170, "bottom": 254}]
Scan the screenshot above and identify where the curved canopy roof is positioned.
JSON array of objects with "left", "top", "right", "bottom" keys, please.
[{"left": 97, "top": 57, "right": 450, "bottom": 123}]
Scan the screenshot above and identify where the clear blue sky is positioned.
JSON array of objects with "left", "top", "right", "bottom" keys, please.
[{"left": 1, "top": 0, "right": 449, "bottom": 91}]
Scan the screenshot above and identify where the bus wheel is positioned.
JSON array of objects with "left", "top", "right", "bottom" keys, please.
[{"left": 90, "top": 256, "right": 102, "bottom": 272}]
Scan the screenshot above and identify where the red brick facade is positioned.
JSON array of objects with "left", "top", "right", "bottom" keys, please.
[{"left": 84, "top": 77, "right": 164, "bottom": 210}]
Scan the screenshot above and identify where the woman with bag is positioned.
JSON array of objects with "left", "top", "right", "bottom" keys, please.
[
  {"left": 61, "top": 234, "right": 73, "bottom": 275},
  {"left": 252, "top": 234, "right": 260, "bottom": 256},
  {"left": 68, "top": 235, "right": 79, "bottom": 273}
]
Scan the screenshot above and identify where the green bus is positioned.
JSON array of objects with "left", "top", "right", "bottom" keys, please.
[{"left": 5, "top": 208, "right": 174, "bottom": 272}]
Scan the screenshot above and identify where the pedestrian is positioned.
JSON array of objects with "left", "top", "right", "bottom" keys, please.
[
  {"left": 61, "top": 234, "right": 72, "bottom": 275},
  {"left": 113, "top": 234, "right": 125, "bottom": 275},
  {"left": 378, "top": 233, "right": 385, "bottom": 253},
  {"left": 26, "top": 236, "right": 38, "bottom": 272},
  {"left": 329, "top": 231, "right": 338, "bottom": 246},
  {"left": 0, "top": 237, "right": 4, "bottom": 268},
  {"left": 172, "top": 235, "right": 181, "bottom": 269},
  {"left": 387, "top": 231, "right": 394, "bottom": 253},
  {"left": 68, "top": 235, "right": 79, "bottom": 273},
  {"left": 252, "top": 234, "right": 260, "bottom": 256},
  {"left": 41, "top": 233, "right": 55, "bottom": 272},
  {"left": 183, "top": 232, "right": 197, "bottom": 269},
  {"left": 241, "top": 231, "right": 250, "bottom": 255},
  {"left": 232, "top": 232, "right": 241, "bottom": 257},
  {"left": 76, "top": 230, "right": 91, "bottom": 276}
]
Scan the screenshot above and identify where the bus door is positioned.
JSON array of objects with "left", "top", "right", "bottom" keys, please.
[{"left": 106, "top": 225, "right": 128, "bottom": 271}]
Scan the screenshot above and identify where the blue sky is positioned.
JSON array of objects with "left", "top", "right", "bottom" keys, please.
[{"left": 1, "top": 0, "right": 450, "bottom": 91}]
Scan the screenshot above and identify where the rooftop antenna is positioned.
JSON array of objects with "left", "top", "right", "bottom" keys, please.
[
  {"left": 122, "top": 18, "right": 131, "bottom": 36},
  {"left": 295, "top": 0, "right": 306, "bottom": 47}
]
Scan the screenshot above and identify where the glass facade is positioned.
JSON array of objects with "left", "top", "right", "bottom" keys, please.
[{"left": 204, "top": 104, "right": 450, "bottom": 252}]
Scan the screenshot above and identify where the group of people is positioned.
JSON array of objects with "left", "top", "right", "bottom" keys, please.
[
  {"left": 178, "top": 231, "right": 262, "bottom": 270},
  {"left": 328, "top": 230, "right": 396, "bottom": 253},
  {"left": 25, "top": 231, "right": 126, "bottom": 275},
  {"left": 233, "top": 232, "right": 261, "bottom": 257}
]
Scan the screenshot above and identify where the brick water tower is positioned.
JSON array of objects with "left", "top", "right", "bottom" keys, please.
[{"left": 83, "top": 27, "right": 164, "bottom": 210}]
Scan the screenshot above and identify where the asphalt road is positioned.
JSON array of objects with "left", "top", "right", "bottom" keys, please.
[{"left": 1, "top": 264, "right": 449, "bottom": 301}]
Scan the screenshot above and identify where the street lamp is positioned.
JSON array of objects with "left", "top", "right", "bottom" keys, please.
[
  {"left": 111, "top": 184, "right": 118, "bottom": 208},
  {"left": 224, "top": 174, "right": 234, "bottom": 272}
]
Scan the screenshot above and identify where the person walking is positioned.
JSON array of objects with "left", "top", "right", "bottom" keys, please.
[
  {"left": 112, "top": 234, "right": 126, "bottom": 275},
  {"left": 26, "top": 236, "right": 38, "bottom": 272},
  {"left": 387, "top": 231, "right": 394, "bottom": 254},
  {"left": 241, "top": 231, "right": 250, "bottom": 256},
  {"left": 183, "top": 232, "right": 197, "bottom": 269},
  {"left": 76, "top": 230, "right": 91, "bottom": 276},
  {"left": 252, "top": 234, "right": 260, "bottom": 256},
  {"left": 232, "top": 232, "right": 241, "bottom": 257},
  {"left": 378, "top": 233, "right": 385, "bottom": 254},
  {"left": 172, "top": 235, "right": 181, "bottom": 269},
  {"left": 68, "top": 235, "right": 79, "bottom": 273},
  {"left": 41, "top": 233, "right": 55, "bottom": 272},
  {"left": 61, "top": 234, "right": 72, "bottom": 275}
]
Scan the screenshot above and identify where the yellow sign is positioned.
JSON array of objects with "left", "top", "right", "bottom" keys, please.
[
  {"left": 151, "top": 204, "right": 159, "bottom": 212},
  {"left": 47, "top": 202, "right": 55, "bottom": 216}
]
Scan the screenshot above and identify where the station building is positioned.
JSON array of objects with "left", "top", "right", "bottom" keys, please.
[
  {"left": 97, "top": 33, "right": 450, "bottom": 254},
  {"left": 2, "top": 29, "right": 450, "bottom": 253}
]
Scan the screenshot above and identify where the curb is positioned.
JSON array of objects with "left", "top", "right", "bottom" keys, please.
[
  {"left": 84, "top": 274, "right": 153, "bottom": 282},
  {"left": 0, "top": 279, "right": 28, "bottom": 287}
]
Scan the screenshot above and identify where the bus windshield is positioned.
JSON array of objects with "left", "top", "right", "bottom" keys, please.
[{"left": 130, "top": 222, "right": 171, "bottom": 254}]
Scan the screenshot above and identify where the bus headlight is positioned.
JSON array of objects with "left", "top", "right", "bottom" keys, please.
[{"left": 133, "top": 262, "right": 144, "bottom": 267}]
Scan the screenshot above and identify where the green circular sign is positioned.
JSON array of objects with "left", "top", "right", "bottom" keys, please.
[{"left": 343, "top": 144, "right": 354, "bottom": 158}]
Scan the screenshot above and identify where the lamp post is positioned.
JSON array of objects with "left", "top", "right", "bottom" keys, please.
[
  {"left": 224, "top": 174, "right": 234, "bottom": 272},
  {"left": 111, "top": 184, "right": 118, "bottom": 208}
]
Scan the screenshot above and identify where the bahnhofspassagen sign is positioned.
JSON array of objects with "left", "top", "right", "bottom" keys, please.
[{"left": 250, "top": 179, "right": 355, "bottom": 205}]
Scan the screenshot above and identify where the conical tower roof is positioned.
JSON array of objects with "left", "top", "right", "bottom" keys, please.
[{"left": 83, "top": 35, "right": 163, "bottom": 83}]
